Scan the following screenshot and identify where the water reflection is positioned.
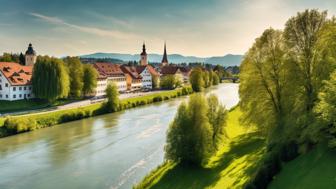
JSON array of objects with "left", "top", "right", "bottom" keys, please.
[{"left": 0, "top": 84, "right": 239, "bottom": 189}]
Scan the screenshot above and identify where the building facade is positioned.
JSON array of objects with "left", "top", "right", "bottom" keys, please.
[
  {"left": 93, "top": 63, "right": 127, "bottom": 96},
  {"left": 0, "top": 62, "right": 34, "bottom": 101},
  {"left": 120, "top": 65, "right": 142, "bottom": 91}
]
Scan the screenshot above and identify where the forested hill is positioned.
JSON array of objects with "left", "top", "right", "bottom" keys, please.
[{"left": 80, "top": 53, "right": 243, "bottom": 66}]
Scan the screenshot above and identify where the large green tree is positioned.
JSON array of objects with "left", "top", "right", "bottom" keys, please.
[
  {"left": 240, "top": 28, "right": 288, "bottom": 140},
  {"left": 32, "top": 56, "right": 70, "bottom": 101},
  {"left": 165, "top": 94, "right": 214, "bottom": 166},
  {"left": 105, "top": 83, "right": 119, "bottom": 112},
  {"left": 64, "top": 57, "right": 84, "bottom": 98},
  {"left": 83, "top": 64, "right": 98, "bottom": 96},
  {"left": 189, "top": 68, "right": 205, "bottom": 92}
]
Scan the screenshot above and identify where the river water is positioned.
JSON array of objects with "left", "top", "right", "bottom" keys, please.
[{"left": 0, "top": 83, "right": 239, "bottom": 189}]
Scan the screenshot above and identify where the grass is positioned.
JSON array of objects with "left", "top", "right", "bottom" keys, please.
[
  {"left": 134, "top": 107, "right": 266, "bottom": 189},
  {"left": 0, "top": 87, "right": 193, "bottom": 137},
  {"left": 0, "top": 99, "right": 76, "bottom": 113},
  {"left": 269, "top": 144, "right": 336, "bottom": 189}
]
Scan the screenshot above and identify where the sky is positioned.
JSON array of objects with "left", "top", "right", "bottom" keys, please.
[{"left": 0, "top": 0, "right": 336, "bottom": 57}]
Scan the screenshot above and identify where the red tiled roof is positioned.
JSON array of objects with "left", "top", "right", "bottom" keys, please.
[
  {"left": 93, "top": 62, "right": 125, "bottom": 78},
  {"left": 120, "top": 65, "right": 142, "bottom": 79},
  {"left": 161, "top": 65, "right": 180, "bottom": 75},
  {"left": 0, "top": 62, "right": 33, "bottom": 86},
  {"left": 135, "top": 65, "right": 159, "bottom": 76}
]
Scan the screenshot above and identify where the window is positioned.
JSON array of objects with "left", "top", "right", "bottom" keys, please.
[
  {"left": 19, "top": 94, "right": 22, "bottom": 98},
  {"left": 24, "top": 87, "right": 26, "bottom": 90},
  {"left": 28, "top": 94, "right": 31, "bottom": 97},
  {"left": 6, "top": 95, "right": 8, "bottom": 98},
  {"left": 13, "top": 95, "right": 16, "bottom": 99},
  {"left": 5, "top": 83, "right": 8, "bottom": 87},
  {"left": 19, "top": 87, "right": 22, "bottom": 90},
  {"left": 29, "top": 87, "right": 32, "bottom": 90},
  {"left": 0, "top": 85, "right": 1, "bottom": 90},
  {"left": 0, "top": 94, "right": 2, "bottom": 98},
  {"left": 13, "top": 87, "right": 16, "bottom": 91}
]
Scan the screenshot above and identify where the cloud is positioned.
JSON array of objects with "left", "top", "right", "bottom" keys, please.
[{"left": 29, "top": 12, "right": 139, "bottom": 39}]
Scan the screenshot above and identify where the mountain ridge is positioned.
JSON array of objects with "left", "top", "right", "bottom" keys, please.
[{"left": 80, "top": 53, "right": 243, "bottom": 66}]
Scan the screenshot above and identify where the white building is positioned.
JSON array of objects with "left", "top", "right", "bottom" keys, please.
[
  {"left": 136, "top": 65, "right": 159, "bottom": 89},
  {"left": 0, "top": 62, "right": 34, "bottom": 101},
  {"left": 93, "top": 63, "right": 127, "bottom": 97}
]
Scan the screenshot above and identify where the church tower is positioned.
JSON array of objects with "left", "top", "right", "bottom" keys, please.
[
  {"left": 25, "top": 43, "right": 36, "bottom": 66},
  {"left": 161, "top": 42, "right": 168, "bottom": 66},
  {"left": 140, "top": 42, "right": 148, "bottom": 66}
]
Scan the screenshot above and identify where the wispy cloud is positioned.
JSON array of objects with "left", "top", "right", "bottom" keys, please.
[{"left": 29, "top": 12, "right": 139, "bottom": 39}]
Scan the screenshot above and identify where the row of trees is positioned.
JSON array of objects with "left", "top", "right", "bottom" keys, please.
[
  {"left": 0, "top": 52, "right": 25, "bottom": 65},
  {"left": 165, "top": 94, "right": 228, "bottom": 166},
  {"left": 189, "top": 68, "right": 220, "bottom": 92},
  {"left": 240, "top": 9, "right": 336, "bottom": 188},
  {"left": 32, "top": 56, "right": 98, "bottom": 101}
]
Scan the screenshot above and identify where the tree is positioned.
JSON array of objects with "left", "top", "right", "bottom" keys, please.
[
  {"left": 212, "top": 72, "right": 220, "bottom": 85},
  {"left": 203, "top": 70, "right": 211, "bottom": 88},
  {"left": 240, "top": 28, "right": 289, "bottom": 142},
  {"left": 315, "top": 71, "right": 336, "bottom": 148},
  {"left": 105, "top": 83, "right": 119, "bottom": 112},
  {"left": 189, "top": 68, "right": 205, "bottom": 92},
  {"left": 83, "top": 64, "right": 98, "bottom": 96},
  {"left": 165, "top": 94, "right": 214, "bottom": 166},
  {"left": 19, "top": 53, "right": 25, "bottom": 65},
  {"left": 32, "top": 56, "right": 70, "bottom": 101},
  {"left": 207, "top": 94, "right": 228, "bottom": 148},
  {"left": 64, "top": 57, "right": 84, "bottom": 98},
  {"left": 0, "top": 53, "right": 13, "bottom": 62},
  {"left": 160, "top": 75, "right": 177, "bottom": 90}
]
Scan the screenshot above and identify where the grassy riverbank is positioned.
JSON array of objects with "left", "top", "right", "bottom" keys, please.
[
  {"left": 0, "top": 86, "right": 193, "bottom": 138},
  {"left": 0, "top": 99, "right": 77, "bottom": 114},
  {"left": 269, "top": 144, "right": 336, "bottom": 189},
  {"left": 134, "top": 107, "right": 266, "bottom": 189}
]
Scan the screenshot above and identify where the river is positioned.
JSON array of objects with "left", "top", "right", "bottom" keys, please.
[{"left": 0, "top": 83, "right": 239, "bottom": 189}]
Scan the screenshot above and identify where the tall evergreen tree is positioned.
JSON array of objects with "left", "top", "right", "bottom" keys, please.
[{"left": 64, "top": 57, "right": 84, "bottom": 98}]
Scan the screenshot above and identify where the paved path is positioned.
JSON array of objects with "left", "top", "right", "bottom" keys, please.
[{"left": 1, "top": 90, "right": 164, "bottom": 117}]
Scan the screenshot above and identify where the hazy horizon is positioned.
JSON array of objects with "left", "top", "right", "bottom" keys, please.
[{"left": 1, "top": 0, "right": 336, "bottom": 57}]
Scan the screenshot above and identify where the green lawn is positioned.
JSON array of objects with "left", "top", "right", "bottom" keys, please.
[
  {"left": 269, "top": 144, "right": 336, "bottom": 189},
  {"left": 0, "top": 99, "right": 76, "bottom": 113},
  {"left": 135, "top": 107, "right": 266, "bottom": 189}
]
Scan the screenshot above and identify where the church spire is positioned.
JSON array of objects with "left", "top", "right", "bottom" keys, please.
[
  {"left": 140, "top": 42, "right": 148, "bottom": 65},
  {"left": 161, "top": 42, "right": 168, "bottom": 66}
]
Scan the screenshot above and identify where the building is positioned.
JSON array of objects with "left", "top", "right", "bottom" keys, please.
[
  {"left": 161, "top": 42, "right": 169, "bottom": 67},
  {"left": 0, "top": 62, "right": 34, "bottom": 101},
  {"left": 93, "top": 63, "right": 127, "bottom": 96},
  {"left": 160, "top": 65, "right": 184, "bottom": 84},
  {"left": 25, "top": 43, "right": 37, "bottom": 66},
  {"left": 120, "top": 66, "right": 142, "bottom": 91},
  {"left": 140, "top": 42, "right": 148, "bottom": 66},
  {"left": 135, "top": 65, "right": 159, "bottom": 89}
]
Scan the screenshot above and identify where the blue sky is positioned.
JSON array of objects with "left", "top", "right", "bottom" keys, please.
[{"left": 0, "top": 0, "right": 336, "bottom": 57}]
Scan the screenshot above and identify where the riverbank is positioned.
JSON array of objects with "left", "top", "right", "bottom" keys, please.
[
  {"left": 134, "top": 107, "right": 265, "bottom": 189},
  {"left": 0, "top": 86, "right": 193, "bottom": 138}
]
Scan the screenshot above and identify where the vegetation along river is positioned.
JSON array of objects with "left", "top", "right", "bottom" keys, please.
[{"left": 0, "top": 83, "right": 239, "bottom": 189}]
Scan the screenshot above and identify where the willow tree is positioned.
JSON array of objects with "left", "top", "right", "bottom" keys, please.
[
  {"left": 32, "top": 56, "right": 70, "bottom": 101},
  {"left": 240, "top": 28, "right": 288, "bottom": 141}
]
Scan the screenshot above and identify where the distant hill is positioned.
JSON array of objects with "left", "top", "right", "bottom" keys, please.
[{"left": 80, "top": 53, "right": 243, "bottom": 66}]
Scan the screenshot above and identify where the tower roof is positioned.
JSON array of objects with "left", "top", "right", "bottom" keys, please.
[
  {"left": 161, "top": 42, "right": 168, "bottom": 64},
  {"left": 140, "top": 42, "right": 147, "bottom": 56},
  {"left": 25, "top": 43, "right": 36, "bottom": 55}
]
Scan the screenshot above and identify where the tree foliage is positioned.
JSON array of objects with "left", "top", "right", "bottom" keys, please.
[
  {"left": 64, "top": 57, "right": 84, "bottom": 98},
  {"left": 165, "top": 94, "right": 227, "bottom": 166},
  {"left": 105, "top": 83, "right": 119, "bottom": 112},
  {"left": 83, "top": 64, "right": 98, "bottom": 96},
  {"left": 160, "top": 75, "right": 178, "bottom": 90},
  {"left": 189, "top": 68, "right": 205, "bottom": 92},
  {"left": 32, "top": 56, "right": 70, "bottom": 101}
]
